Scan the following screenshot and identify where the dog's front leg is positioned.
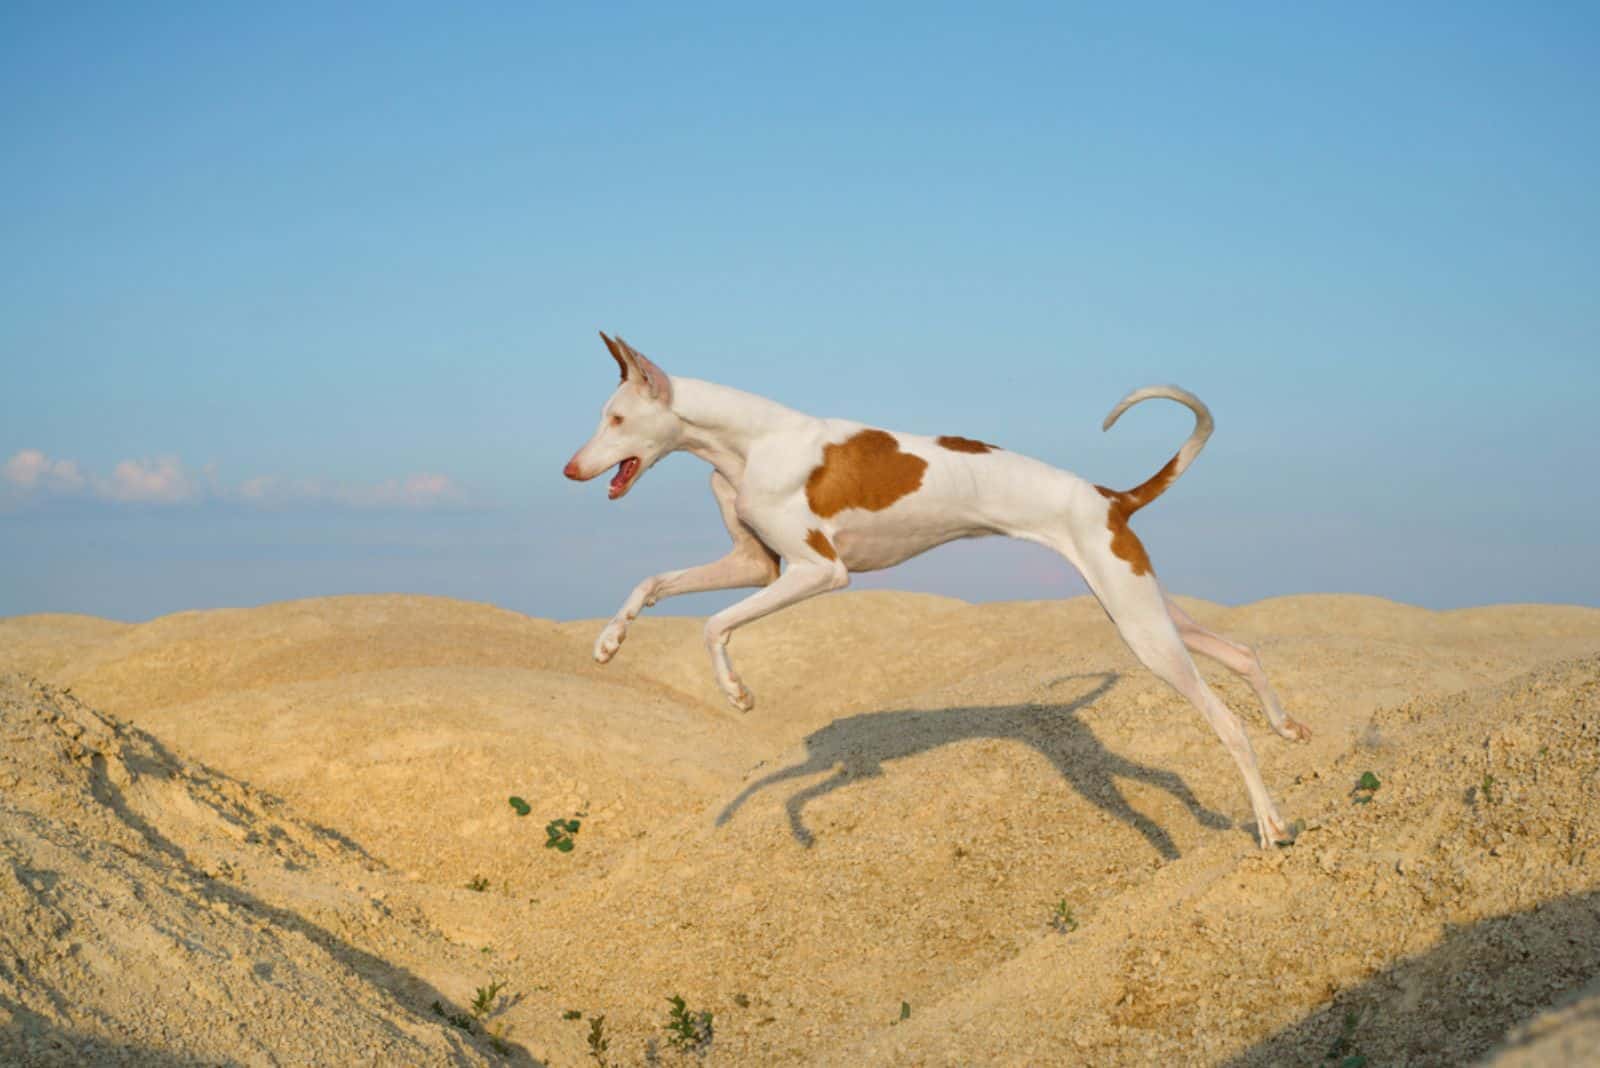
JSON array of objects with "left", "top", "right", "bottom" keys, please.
[
  {"left": 703, "top": 536, "right": 849, "bottom": 711},
  {"left": 594, "top": 472, "right": 781, "bottom": 663},
  {"left": 595, "top": 551, "right": 779, "bottom": 662}
]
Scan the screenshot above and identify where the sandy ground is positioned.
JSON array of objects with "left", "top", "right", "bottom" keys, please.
[{"left": 1, "top": 590, "right": 1597, "bottom": 1066}]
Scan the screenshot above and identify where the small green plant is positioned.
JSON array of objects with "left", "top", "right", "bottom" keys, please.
[
  {"left": 465, "top": 980, "right": 514, "bottom": 1054},
  {"left": 563, "top": 1009, "right": 583, "bottom": 1020},
  {"left": 509, "top": 796, "right": 531, "bottom": 817},
  {"left": 546, "top": 816, "right": 582, "bottom": 852},
  {"left": 471, "top": 979, "right": 507, "bottom": 1021},
  {"left": 1480, "top": 773, "right": 1497, "bottom": 805},
  {"left": 899, "top": 1000, "right": 911, "bottom": 1021},
  {"left": 1351, "top": 771, "right": 1380, "bottom": 805},
  {"left": 1050, "top": 900, "right": 1080, "bottom": 934},
  {"left": 587, "top": 1014, "right": 610, "bottom": 1066},
  {"left": 466, "top": 875, "right": 489, "bottom": 892},
  {"left": 664, "top": 994, "right": 714, "bottom": 1056},
  {"left": 1325, "top": 1007, "right": 1368, "bottom": 1067}
]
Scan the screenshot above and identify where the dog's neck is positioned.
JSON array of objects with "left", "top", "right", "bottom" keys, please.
[{"left": 668, "top": 377, "right": 807, "bottom": 483}]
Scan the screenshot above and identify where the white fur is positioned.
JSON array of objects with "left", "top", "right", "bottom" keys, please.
[{"left": 565, "top": 336, "right": 1308, "bottom": 847}]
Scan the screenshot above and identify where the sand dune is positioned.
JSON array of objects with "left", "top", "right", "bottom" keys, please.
[
  {"left": 0, "top": 673, "right": 497, "bottom": 1066},
  {"left": 1, "top": 591, "right": 1596, "bottom": 1065}
]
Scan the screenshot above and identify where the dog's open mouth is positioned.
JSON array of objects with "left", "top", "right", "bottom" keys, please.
[{"left": 608, "top": 457, "right": 641, "bottom": 499}]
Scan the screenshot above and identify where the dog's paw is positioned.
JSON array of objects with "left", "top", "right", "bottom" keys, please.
[
  {"left": 721, "top": 680, "right": 755, "bottom": 712},
  {"left": 593, "top": 622, "right": 626, "bottom": 664},
  {"left": 1257, "top": 814, "right": 1300, "bottom": 849},
  {"left": 1277, "top": 717, "right": 1312, "bottom": 743}
]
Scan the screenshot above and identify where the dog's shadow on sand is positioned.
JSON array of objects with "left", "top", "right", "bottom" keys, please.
[{"left": 716, "top": 672, "right": 1231, "bottom": 861}]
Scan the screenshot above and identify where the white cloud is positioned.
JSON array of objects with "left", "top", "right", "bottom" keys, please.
[
  {"left": 344, "top": 472, "right": 464, "bottom": 509},
  {"left": 4, "top": 449, "right": 87, "bottom": 493},
  {"left": 236, "top": 475, "right": 284, "bottom": 502},
  {"left": 2, "top": 449, "right": 467, "bottom": 510},
  {"left": 101, "top": 456, "right": 197, "bottom": 503}
]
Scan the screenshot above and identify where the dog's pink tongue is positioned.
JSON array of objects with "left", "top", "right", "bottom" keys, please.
[{"left": 609, "top": 458, "right": 640, "bottom": 495}]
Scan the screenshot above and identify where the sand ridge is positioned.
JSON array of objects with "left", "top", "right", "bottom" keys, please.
[{"left": 0, "top": 590, "right": 1597, "bottom": 1064}]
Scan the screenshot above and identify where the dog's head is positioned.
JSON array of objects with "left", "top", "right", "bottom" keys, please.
[{"left": 563, "top": 332, "right": 682, "bottom": 500}]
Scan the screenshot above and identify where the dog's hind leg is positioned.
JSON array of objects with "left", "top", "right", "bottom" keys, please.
[
  {"left": 1166, "top": 599, "right": 1310, "bottom": 742},
  {"left": 1067, "top": 537, "right": 1292, "bottom": 848},
  {"left": 594, "top": 471, "right": 781, "bottom": 663}
]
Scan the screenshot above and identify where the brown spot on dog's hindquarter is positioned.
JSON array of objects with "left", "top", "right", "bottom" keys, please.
[
  {"left": 1095, "top": 449, "right": 1186, "bottom": 576},
  {"left": 805, "top": 529, "right": 838, "bottom": 561},
  {"left": 936, "top": 435, "right": 998, "bottom": 454},
  {"left": 1095, "top": 486, "right": 1154, "bottom": 576},
  {"left": 805, "top": 430, "right": 928, "bottom": 518},
  {"left": 1123, "top": 453, "right": 1181, "bottom": 511}
]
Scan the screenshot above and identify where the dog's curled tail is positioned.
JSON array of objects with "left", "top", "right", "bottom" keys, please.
[{"left": 1099, "top": 385, "right": 1214, "bottom": 513}]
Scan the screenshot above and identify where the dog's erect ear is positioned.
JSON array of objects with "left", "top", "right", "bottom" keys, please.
[
  {"left": 613, "top": 336, "right": 673, "bottom": 404},
  {"left": 599, "top": 331, "right": 633, "bottom": 383},
  {"left": 597, "top": 331, "right": 672, "bottom": 403}
]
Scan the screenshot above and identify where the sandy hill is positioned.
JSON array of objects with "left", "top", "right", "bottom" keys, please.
[
  {"left": 0, "top": 672, "right": 499, "bottom": 1066},
  {"left": 1, "top": 591, "right": 1597, "bottom": 1065}
]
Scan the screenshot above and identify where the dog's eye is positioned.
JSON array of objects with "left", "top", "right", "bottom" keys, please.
[{"left": 610, "top": 414, "right": 624, "bottom": 426}]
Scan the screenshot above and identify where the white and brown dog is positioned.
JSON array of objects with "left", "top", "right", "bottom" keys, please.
[{"left": 564, "top": 333, "right": 1308, "bottom": 846}]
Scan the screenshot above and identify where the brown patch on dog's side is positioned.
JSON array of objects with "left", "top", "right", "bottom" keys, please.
[
  {"left": 805, "top": 529, "right": 838, "bottom": 561},
  {"left": 936, "top": 435, "right": 998, "bottom": 454},
  {"left": 1095, "top": 486, "right": 1154, "bottom": 576},
  {"left": 805, "top": 430, "right": 928, "bottom": 517}
]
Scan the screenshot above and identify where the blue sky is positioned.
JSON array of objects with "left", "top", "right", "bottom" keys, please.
[{"left": 2, "top": 3, "right": 1597, "bottom": 621}]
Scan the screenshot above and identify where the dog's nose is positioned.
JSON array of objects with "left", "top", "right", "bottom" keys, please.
[{"left": 563, "top": 460, "right": 583, "bottom": 480}]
